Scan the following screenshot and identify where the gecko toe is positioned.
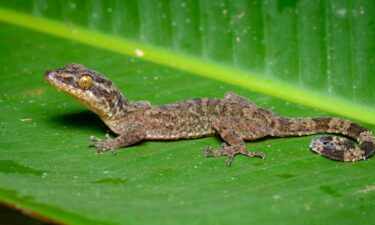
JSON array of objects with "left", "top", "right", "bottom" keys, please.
[
  {"left": 95, "top": 148, "right": 104, "bottom": 154},
  {"left": 242, "top": 150, "right": 265, "bottom": 159},
  {"left": 221, "top": 142, "right": 228, "bottom": 148},
  {"left": 88, "top": 135, "right": 102, "bottom": 147},
  {"left": 110, "top": 148, "right": 117, "bottom": 156},
  {"left": 257, "top": 152, "right": 266, "bottom": 159},
  {"left": 95, "top": 145, "right": 111, "bottom": 154},
  {"left": 95, "top": 146, "right": 104, "bottom": 153},
  {"left": 88, "top": 142, "right": 97, "bottom": 147},
  {"left": 90, "top": 135, "right": 101, "bottom": 141},
  {"left": 88, "top": 141, "right": 99, "bottom": 147},
  {"left": 204, "top": 146, "right": 214, "bottom": 157},
  {"left": 104, "top": 133, "right": 111, "bottom": 140},
  {"left": 226, "top": 153, "right": 234, "bottom": 167}
]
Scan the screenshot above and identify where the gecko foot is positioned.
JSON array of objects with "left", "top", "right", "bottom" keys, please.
[
  {"left": 88, "top": 134, "right": 117, "bottom": 155},
  {"left": 204, "top": 145, "right": 265, "bottom": 166}
]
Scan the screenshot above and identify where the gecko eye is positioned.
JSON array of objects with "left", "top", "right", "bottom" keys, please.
[{"left": 78, "top": 75, "right": 93, "bottom": 90}]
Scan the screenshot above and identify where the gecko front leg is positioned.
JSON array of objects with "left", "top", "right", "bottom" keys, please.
[
  {"left": 88, "top": 124, "right": 146, "bottom": 155},
  {"left": 205, "top": 118, "right": 265, "bottom": 166}
]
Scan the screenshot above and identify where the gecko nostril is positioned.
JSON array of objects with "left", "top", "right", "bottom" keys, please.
[
  {"left": 44, "top": 70, "right": 53, "bottom": 78},
  {"left": 44, "top": 70, "right": 55, "bottom": 81}
]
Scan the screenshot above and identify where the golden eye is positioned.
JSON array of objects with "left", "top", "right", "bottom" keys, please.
[{"left": 77, "top": 75, "right": 93, "bottom": 90}]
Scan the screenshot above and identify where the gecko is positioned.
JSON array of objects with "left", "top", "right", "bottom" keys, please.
[{"left": 44, "top": 63, "right": 375, "bottom": 166}]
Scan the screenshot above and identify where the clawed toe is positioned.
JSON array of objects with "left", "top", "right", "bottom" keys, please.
[
  {"left": 95, "top": 146, "right": 113, "bottom": 154},
  {"left": 241, "top": 150, "right": 265, "bottom": 159},
  {"left": 95, "top": 148, "right": 104, "bottom": 154},
  {"left": 94, "top": 145, "right": 106, "bottom": 154},
  {"left": 204, "top": 146, "right": 213, "bottom": 158},
  {"left": 88, "top": 136, "right": 101, "bottom": 147},
  {"left": 256, "top": 152, "right": 265, "bottom": 159},
  {"left": 221, "top": 142, "right": 228, "bottom": 148},
  {"left": 110, "top": 148, "right": 117, "bottom": 155},
  {"left": 90, "top": 135, "right": 101, "bottom": 141},
  {"left": 104, "top": 133, "right": 111, "bottom": 140},
  {"left": 226, "top": 153, "right": 234, "bottom": 166}
]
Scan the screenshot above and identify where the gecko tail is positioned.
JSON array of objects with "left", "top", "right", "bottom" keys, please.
[
  {"left": 274, "top": 117, "right": 375, "bottom": 161},
  {"left": 310, "top": 132, "right": 374, "bottom": 161}
]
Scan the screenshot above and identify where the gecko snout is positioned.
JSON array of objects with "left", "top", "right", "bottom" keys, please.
[
  {"left": 44, "top": 70, "right": 58, "bottom": 85},
  {"left": 44, "top": 70, "right": 52, "bottom": 78},
  {"left": 44, "top": 69, "right": 59, "bottom": 82}
]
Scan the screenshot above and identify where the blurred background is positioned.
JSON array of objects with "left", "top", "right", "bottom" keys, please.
[{"left": 2, "top": 0, "right": 375, "bottom": 107}]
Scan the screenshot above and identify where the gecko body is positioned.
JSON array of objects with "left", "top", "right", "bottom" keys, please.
[{"left": 45, "top": 64, "right": 375, "bottom": 165}]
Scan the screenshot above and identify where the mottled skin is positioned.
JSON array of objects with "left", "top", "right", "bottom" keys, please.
[{"left": 45, "top": 64, "right": 375, "bottom": 166}]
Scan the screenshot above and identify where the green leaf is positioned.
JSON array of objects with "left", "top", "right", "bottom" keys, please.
[{"left": 0, "top": 1, "right": 375, "bottom": 225}]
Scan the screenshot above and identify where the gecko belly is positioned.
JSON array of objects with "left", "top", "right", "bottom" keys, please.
[{"left": 145, "top": 130, "right": 215, "bottom": 140}]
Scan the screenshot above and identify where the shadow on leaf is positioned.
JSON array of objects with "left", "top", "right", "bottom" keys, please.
[{"left": 48, "top": 110, "right": 109, "bottom": 133}]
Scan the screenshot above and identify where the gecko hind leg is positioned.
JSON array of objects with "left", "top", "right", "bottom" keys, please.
[{"left": 205, "top": 119, "right": 265, "bottom": 166}]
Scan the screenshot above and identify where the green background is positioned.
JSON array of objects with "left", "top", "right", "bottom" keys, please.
[{"left": 0, "top": 1, "right": 374, "bottom": 224}]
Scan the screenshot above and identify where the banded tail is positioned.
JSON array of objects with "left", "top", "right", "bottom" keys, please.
[{"left": 272, "top": 117, "right": 375, "bottom": 162}]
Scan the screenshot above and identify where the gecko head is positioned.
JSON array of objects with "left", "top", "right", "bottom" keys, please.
[{"left": 45, "top": 63, "right": 125, "bottom": 118}]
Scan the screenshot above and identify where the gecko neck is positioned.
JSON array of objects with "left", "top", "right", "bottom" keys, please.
[
  {"left": 93, "top": 90, "right": 135, "bottom": 121},
  {"left": 107, "top": 92, "right": 135, "bottom": 119}
]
